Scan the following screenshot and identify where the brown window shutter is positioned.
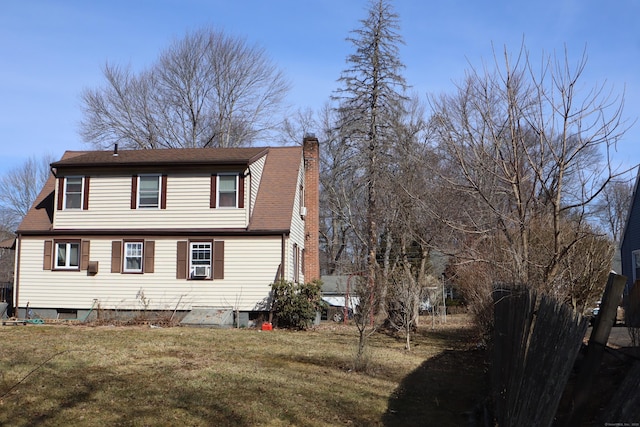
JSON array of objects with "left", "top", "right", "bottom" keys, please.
[
  {"left": 111, "top": 241, "right": 122, "bottom": 273},
  {"left": 210, "top": 174, "right": 217, "bottom": 208},
  {"left": 57, "top": 178, "right": 64, "bottom": 210},
  {"left": 176, "top": 241, "right": 188, "bottom": 279},
  {"left": 81, "top": 240, "right": 90, "bottom": 270},
  {"left": 161, "top": 175, "right": 167, "bottom": 209},
  {"left": 144, "top": 240, "right": 155, "bottom": 273},
  {"left": 238, "top": 174, "right": 245, "bottom": 209},
  {"left": 83, "top": 176, "right": 90, "bottom": 210},
  {"left": 43, "top": 240, "right": 52, "bottom": 270},
  {"left": 131, "top": 175, "right": 138, "bottom": 209},
  {"left": 213, "top": 240, "right": 224, "bottom": 279}
]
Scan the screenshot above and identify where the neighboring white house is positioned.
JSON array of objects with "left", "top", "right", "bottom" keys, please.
[{"left": 13, "top": 136, "right": 320, "bottom": 324}]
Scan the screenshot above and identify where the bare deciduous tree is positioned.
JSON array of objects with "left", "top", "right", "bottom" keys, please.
[
  {"left": 0, "top": 155, "right": 54, "bottom": 232},
  {"left": 0, "top": 155, "right": 54, "bottom": 292},
  {"left": 80, "top": 27, "right": 290, "bottom": 149},
  {"left": 595, "top": 178, "right": 634, "bottom": 243},
  {"left": 427, "top": 44, "right": 631, "bottom": 315}
]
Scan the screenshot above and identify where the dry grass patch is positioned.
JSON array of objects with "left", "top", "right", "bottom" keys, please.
[{"left": 0, "top": 315, "right": 485, "bottom": 426}]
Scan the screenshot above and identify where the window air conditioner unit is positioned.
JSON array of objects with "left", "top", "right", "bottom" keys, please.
[
  {"left": 300, "top": 206, "right": 307, "bottom": 218},
  {"left": 193, "top": 266, "right": 210, "bottom": 278}
]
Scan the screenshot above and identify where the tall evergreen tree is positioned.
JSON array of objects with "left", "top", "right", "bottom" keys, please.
[{"left": 333, "top": 0, "right": 408, "bottom": 367}]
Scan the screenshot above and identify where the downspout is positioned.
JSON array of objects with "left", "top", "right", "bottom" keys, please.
[
  {"left": 269, "top": 233, "right": 287, "bottom": 325},
  {"left": 13, "top": 235, "right": 20, "bottom": 318},
  {"left": 280, "top": 233, "right": 286, "bottom": 281}
]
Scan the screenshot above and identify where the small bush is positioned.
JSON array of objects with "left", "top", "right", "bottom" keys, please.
[{"left": 270, "top": 279, "right": 326, "bottom": 330}]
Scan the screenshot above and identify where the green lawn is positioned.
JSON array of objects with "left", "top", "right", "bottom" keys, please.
[{"left": 0, "top": 315, "right": 486, "bottom": 426}]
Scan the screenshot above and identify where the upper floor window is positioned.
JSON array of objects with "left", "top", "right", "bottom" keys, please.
[
  {"left": 64, "top": 177, "right": 83, "bottom": 209},
  {"left": 210, "top": 173, "right": 244, "bottom": 209},
  {"left": 218, "top": 175, "right": 238, "bottom": 208},
  {"left": 131, "top": 175, "right": 166, "bottom": 209},
  {"left": 55, "top": 241, "right": 80, "bottom": 270},
  {"left": 58, "top": 176, "right": 89, "bottom": 210},
  {"left": 138, "top": 175, "right": 160, "bottom": 208}
]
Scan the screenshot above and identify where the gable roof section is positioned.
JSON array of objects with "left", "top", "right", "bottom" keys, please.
[
  {"left": 249, "top": 146, "right": 302, "bottom": 232},
  {"left": 51, "top": 147, "right": 268, "bottom": 169},
  {"left": 18, "top": 151, "right": 89, "bottom": 234}
]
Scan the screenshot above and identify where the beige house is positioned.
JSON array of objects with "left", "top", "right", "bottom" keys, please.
[{"left": 13, "top": 136, "right": 320, "bottom": 324}]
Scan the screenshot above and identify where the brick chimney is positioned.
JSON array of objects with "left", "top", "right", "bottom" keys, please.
[{"left": 303, "top": 134, "right": 320, "bottom": 281}]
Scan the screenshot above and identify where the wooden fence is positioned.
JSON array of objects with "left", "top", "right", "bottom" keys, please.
[{"left": 491, "top": 287, "right": 588, "bottom": 427}]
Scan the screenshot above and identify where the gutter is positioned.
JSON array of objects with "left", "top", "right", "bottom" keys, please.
[{"left": 17, "top": 228, "right": 292, "bottom": 237}]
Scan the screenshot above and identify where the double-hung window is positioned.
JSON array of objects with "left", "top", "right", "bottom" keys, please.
[
  {"left": 138, "top": 175, "right": 160, "bottom": 208},
  {"left": 190, "top": 242, "right": 212, "bottom": 279},
  {"left": 293, "top": 243, "right": 300, "bottom": 283},
  {"left": 55, "top": 241, "right": 80, "bottom": 269},
  {"left": 218, "top": 175, "right": 238, "bottom": 208},
  {"left": 64, "top": 177, "right": 83, "bottom": 209},
  {"left": 124, "top": 241, "right": 143, "bottom": 273}
]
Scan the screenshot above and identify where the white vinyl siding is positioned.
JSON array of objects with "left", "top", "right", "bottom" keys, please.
[
  {"left": 54, "top": 174, "right": 247, "bottom": 230},
  {"left": 18, "top": 236, "right": 282, "bottom": 312},
  {"left": 249, "top": 154, "right": 266, "bottom": 218}
]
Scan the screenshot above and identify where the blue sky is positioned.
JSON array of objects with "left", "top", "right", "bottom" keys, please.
[{"left": 1, "top": 0, "right": 639, "bottom": 175}]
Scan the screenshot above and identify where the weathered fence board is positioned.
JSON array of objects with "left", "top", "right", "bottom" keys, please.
[{"left": 491, "top": 286, "right": 588, "bottom": 427}]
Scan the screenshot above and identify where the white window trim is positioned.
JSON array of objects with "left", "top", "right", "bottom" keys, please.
[
  {"left": 55, "top": 241, "right": 80, "bottom": 270},
  {"left": 189, "top": 241, "right": 212, "bottom": 279},
  {"left": 137, "top": 175, "right": 161, "bottom": 209},
  {"left": 217, "top": 174, "right": 238, "bottom": 209},
  {"left": 123, "top": 241, "right": 144, "bottom": 273},
  {"left": 63, "top": 176, "right": 84, "bottom": 210}
]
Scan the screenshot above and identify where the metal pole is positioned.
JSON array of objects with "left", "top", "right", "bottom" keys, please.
[{"left": 442, "top": 274, "right": 447, "bottom": 323}]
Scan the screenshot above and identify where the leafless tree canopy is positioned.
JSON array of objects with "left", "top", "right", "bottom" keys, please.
[
  {"left": 80, "top": 27, "right": 291, "bottom": 149},
  {"left": 0, "top": 155, "right": 54, "bottom": 233},
  {"left": 595, "top": 178, "right": 634, "bottom": 243},
  {"left": 426, "top": 45, "right": 632, "bottom": 311}
]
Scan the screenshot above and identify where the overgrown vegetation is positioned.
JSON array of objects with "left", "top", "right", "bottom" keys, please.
[{"left": 270, "top": 279, "right": 326, "bottom": 330}]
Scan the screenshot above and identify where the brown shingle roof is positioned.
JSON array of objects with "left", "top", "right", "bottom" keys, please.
[
  {"left": 51, "top": 147, "right": 268, "bottom": 169},
  {"left": 18, "top": 147, "right": 303, "bottom": 234},
  {"left": 0, "top": 238, "right": 15, "bottom": 249},
  {"left": 249, "top": 146, "right": 302, "bottom": 232}
]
